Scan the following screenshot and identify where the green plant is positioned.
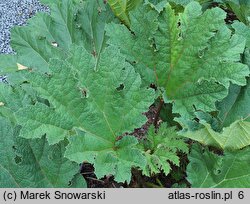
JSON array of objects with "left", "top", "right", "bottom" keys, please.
[
  {"left": 0, "top": 0, "right": 249, "bottom": 188},
  {"left": 106, "top": 2, "right": 249, "bottom": 118},
  {"left": 140, "top": 123, "right": 188, "bottom": 176}
]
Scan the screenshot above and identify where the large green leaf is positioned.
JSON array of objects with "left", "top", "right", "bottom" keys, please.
[
  {"left": 0, "top": 117, "right": 86, "bottom": 187},
  {"left": 1, "top": 0, "right": 149, "bottom": 183},
  {"left": 181, "top": 20, "right": 250, "bottom": 150},
  {"left": 14, "top": 45, "right": 154, "bottom": 182},
  {"left": 182, "top": 119, "right": 250, "bottom": 150},
  {"left": 107, "top": 0, "right": 142, "bottom": 26},
  {"left": 67, "top": 133, "right": 145, "bottom": 182},
  {"left": 232, "top": 21, "right": 250, "bottom": 47},
  {"left": 217, "top": 78, "right": 250, "bottom": 125},
  {"left": 187, "top": 144, "right": 250, "bottom": 187},
  {"left": 218, "top": 22, "right": 250, "bottom": 126},
  {"left": 106, "top": 2, "right": 249, "bottom": 118},
  {"left": 10, "top": 0, "right": 113, "bottom": 72}
]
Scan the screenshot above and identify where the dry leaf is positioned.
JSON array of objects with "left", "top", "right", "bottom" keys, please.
[
  {"left": 17, "top": 63, "right": 28, "bottom": 70},
  {"left": 51, "top": 42, "right": 59, "bottom": 47}
]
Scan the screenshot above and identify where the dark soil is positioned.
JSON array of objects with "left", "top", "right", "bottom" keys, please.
[
  {"left": 130, "top": 105, "right": 158, "bottom": 140},
  {"left": 209, "top": 2, "right": 239, "bottom": 24},
  {"left": 80, "top": 163, "right": 121, "bottom": 188},
  {"left": 224, "top": 7, "right": 239, "bottom": 24}
]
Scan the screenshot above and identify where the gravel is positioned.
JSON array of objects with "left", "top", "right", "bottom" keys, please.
[{"left": 0, "top": 0, "right": 49, "bottom": 54}]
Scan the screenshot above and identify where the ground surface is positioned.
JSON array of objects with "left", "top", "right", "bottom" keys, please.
[{"left": 0, "top": 0, "right": 48, "bottom": 54}]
